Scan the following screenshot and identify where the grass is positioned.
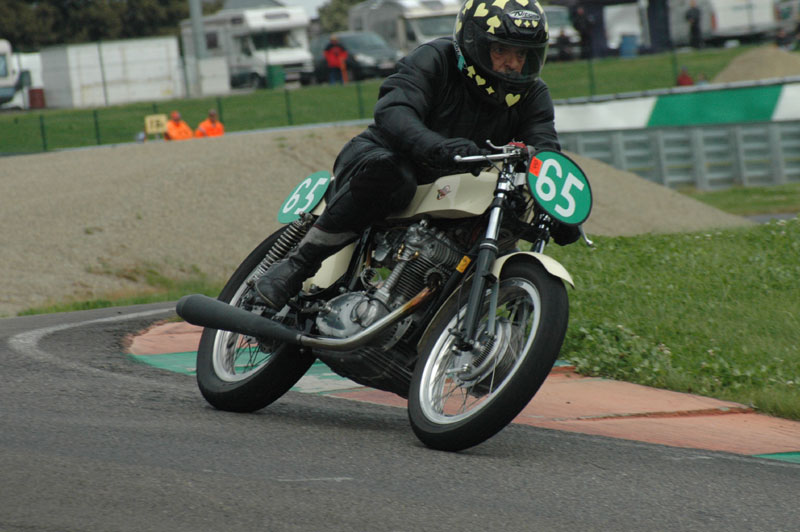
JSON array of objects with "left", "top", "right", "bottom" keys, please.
[
  {"left": 547, "top": 216, "right": 800, "bottom": 420},
  {"left": 0, "top": 82, "right": 382, "bottom": 155},
  {"left": 681, "top": 183, "right": 800, "bottom": 216},
  {"left": 543, "top": 45, "right": 755, "bottom": 99}
]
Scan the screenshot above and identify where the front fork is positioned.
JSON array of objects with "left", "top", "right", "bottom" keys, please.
[{"left": 455, "top": 181, "right": 511, "bottom": 351}]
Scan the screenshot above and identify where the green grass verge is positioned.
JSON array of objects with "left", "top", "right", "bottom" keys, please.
[
  {"left": 681, "top": 183, "right": 800, "bottom": 216},
  {"left": 547, "top": 217, "right": 800, "bottom": 420}
]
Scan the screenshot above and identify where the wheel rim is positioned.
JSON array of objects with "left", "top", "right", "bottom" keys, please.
[
  {"left": 211, "top": 280, "right": 290, "bottom": 383},
  {"left": 418, "top": 278, "right": 542, "bottom": 424}
]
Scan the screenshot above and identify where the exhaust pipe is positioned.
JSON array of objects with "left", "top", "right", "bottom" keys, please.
[
  {"left": 176, "top": 294, "right": 303, "bottom": 345},
  {"left": 175, "top": 288, "right": 432, "bottom": 353}
]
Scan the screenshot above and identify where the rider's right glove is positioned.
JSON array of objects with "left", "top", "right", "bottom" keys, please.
[{"left": 425, "top": 137, "right": 491, "bottom": 171}]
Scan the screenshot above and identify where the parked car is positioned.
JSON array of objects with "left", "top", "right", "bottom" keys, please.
[
  {"left": 309, "top": 31, "right": 400, "bottom": 83},
  {"left": 543, "top": 5, "right": 580, "bottom": 60}
]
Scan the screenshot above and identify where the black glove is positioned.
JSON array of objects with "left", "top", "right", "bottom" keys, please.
[
  {"left": 424, "top": 137, "right": 491, "bottom": 170},
  {"left": 551, "top": 222, "right": 581, "bottom": 246}
]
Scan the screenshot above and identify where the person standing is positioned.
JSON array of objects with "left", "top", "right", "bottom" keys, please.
[
  {"left": 323, "top": 35, "right": 349, "bottom": 85},
  {"left": 676, "top": 66, "right": 694, "bottom": 86},
  {"left": 686, "top": 0, "right": 703, "bottom": 49},
  {"left": 195, "top": 109, "right": 225, "bottom": 138},
  {"left": 165, "top": 111, "right": 193, "bottom": 141},
  {"left": 572, "top": 6, "right": 595, "bottom": 59}
]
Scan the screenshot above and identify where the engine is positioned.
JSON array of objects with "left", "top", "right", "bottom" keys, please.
[{"left": 315, "top": 220, "right": 462, "bottom": 343}]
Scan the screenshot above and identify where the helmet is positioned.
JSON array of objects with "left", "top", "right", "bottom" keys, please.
[{"left": 454, "top": 0, "right": 549, "bottom": 108}]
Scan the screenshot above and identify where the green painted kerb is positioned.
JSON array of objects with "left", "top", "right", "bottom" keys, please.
[
  {"left": 647, "top": 86, "right": 783, "bottom": 128},
  {"left": 753, "top": 452, "right": 800, "bottom": 464},
  {"left": 127, "top": 352, "right": 197, "bottom": 375}
]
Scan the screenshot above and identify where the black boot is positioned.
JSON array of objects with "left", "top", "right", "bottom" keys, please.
[{"left": 254, "top": 227, "right": 356, "bottom": 310}]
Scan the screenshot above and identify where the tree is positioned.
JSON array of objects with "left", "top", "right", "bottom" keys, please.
[
  {"left": 317, "top": 0, "right": 363, "bottom": 33},
  {"left": 0, "top": 0, "right": 224, "bottom": 50}
]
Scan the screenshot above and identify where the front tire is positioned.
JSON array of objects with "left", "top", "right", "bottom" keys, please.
[
  {"left": 408, "top": 260, "right": 569, "bottom": 451},
  {"left": 196, "top": 227, "right": 315, "bottom": 413}
]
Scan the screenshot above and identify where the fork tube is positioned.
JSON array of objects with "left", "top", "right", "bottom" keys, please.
[{"left": 459, "top": 182, "right": 510, "bottom": 346}]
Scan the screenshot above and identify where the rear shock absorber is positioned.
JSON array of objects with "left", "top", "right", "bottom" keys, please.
[{"left": 247, "top": 213, "right": 315, "bottom": 285}]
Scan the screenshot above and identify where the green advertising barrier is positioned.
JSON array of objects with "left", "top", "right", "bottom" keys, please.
[{"left": 646, "top": 85, "right": 784, "bottom": 127}]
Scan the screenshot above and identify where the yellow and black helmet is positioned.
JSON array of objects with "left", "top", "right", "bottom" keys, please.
[{"left": 454, "top": 0, "right": 549, "bottom": 107}]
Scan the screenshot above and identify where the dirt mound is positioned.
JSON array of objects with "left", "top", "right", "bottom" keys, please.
[
  {"left": 0, "top": 126, "right": 751, "bottom": 317},
  {"left": 712, "top": 45, "right": 800, "bottom": 83}
]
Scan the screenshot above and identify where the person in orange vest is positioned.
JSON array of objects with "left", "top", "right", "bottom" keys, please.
[
  {"left": 195, "top": 109, "right": 225, "bottom": 138},
  {"left": 323, "top": 35, "right": 349, "bottom": 84},
  {"left": 165, "top": 111, "right": 193, "bottom": 141}
]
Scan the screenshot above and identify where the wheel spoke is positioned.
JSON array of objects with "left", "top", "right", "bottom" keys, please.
[{"left": 418, "top": 277, "right": 544, "bottom": 424}]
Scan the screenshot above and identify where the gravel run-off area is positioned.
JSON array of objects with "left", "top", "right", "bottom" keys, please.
[{"left": 0, "top": 123, "right": 753, "bottom": 317}]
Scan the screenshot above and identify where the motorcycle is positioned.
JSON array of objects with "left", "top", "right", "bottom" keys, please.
[{"left": 176, "top": 142, "right": 593, "bottom": 451}]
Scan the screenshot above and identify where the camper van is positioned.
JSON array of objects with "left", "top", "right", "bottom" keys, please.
[
  {"left": 668, "top": 0, "right": 778, "bottom": 46},
  {"left": 0, "top": 39, "right": 19, "bottom": 106},
  {"left": 348, "top": 0, "right": 462, "bottom": 55},
  {"left": 180, "top": 6, "right": 314, "bottom": 88}
]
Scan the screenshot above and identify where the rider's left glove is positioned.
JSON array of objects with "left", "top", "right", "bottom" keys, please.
[{"left": 551, "top": 222, "right": 581, "bottom": 246}]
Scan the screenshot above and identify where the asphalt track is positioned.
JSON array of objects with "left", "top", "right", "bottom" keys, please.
[
  {"left": 128, "top": 319, "right": 800, "bottom": 463},
  {"left": 4, "top": 303, "right": 800, "bottom": 531}
]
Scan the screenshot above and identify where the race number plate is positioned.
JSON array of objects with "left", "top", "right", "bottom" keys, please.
[
  {"left": 527, "top": 150, "right": 592, "bottom": 226},
  {"left": 277, "top": 171, "right": 332, "bottom": 223}
]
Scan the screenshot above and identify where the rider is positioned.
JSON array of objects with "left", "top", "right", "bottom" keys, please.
[{"left": 255, "top": 0, "right": 578, "bottom": 310}]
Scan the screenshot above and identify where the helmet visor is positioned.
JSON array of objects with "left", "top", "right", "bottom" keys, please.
[{"left": 464, "top": 22, "right": 548, "bottom": 85}]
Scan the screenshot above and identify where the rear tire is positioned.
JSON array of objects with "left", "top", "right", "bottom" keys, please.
[
  {"left": 196, "top": 227, "right": 315, "bottom": 413},
  {"left": 408, "top": 260, "right": 568, "bottom": 451}
]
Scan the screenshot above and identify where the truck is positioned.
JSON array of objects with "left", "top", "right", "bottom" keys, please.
[
  {"left": 180, "top": 5, "right": 314, "bottom": 88},
  {"left": 348, "top": 0, "right": 462, "bottom": 56},
  {"left": 668, "top": 0, "right": 778, "bottom": 46}
]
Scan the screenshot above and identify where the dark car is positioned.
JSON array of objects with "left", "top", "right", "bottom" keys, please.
[{"left": 309, "top": 31, "right": 400, "bottom": 83}]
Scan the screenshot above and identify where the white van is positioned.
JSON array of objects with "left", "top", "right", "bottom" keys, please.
[
  {"left": 348, "top": 0, "right": 462, "bottom": 56},
  {"left": 668, "top": 0, "right": 778, "bottom": 46},
  {"left": 180, "top": 6, "right": 314, "bottom": 88}
]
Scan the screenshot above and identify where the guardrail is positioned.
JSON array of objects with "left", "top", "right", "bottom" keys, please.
[{"left": 560, "top": 120, "right": 800, "bottom": 190}]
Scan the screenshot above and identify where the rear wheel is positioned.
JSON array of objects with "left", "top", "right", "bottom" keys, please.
[
  {"left": 408, "top": 260, "right": 569, "bottom": 451},
  {"left": 196, "top": 227, "right": 315, "bottom": 413}
]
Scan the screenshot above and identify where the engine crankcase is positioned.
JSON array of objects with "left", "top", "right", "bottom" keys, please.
[{"left": 315, "top": 292, "right": 390, "bottom": 339}]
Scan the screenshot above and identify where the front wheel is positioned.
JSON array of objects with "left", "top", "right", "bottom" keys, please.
[
  {"left": 408, "top": 260, "right": 569, "bottom": 451},
  {"left": 195, "top": 226, "right": 315, "bottom": 413}
]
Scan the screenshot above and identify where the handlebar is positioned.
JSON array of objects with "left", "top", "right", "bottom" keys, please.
[
  {"left": 454, "top": 140, "right": 530, "bottom": 164},
  {"left": 453, "top": 153, "right": 520, "bottom": 163}
]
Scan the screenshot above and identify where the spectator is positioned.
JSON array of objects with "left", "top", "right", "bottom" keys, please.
[
  {"left": 676, "top": 66, "right": 694, "bottom": 86},
  {"left": 323, "top": 35, "right": 349, "bottom": 85},
  {"left": 556, "top": 29, "right": 573, "bottom": 61},
  {"left": 572, "top": 6, "right": 595, "bottom": 59},
  {"left": 685, "top": 0, "right": 703, "bottom": 49},
  {"left": 165, "top": 111, "right": 193, "bottom": 141},
  {"left": 195, "top": 109, "right": 225, "bottom": 138},
  {"left": 695, "top": 72, "right": 709, "bottom": 85},
  {"left": 775, "top": 28, "right": 795, "bottom": 51}
]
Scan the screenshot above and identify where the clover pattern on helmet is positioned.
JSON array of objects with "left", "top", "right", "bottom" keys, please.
[{"left": 454, "top": 0, "right": 549, "bottom": 108}]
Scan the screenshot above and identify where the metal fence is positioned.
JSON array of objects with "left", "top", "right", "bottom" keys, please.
[{"left": 560, "top": 120, "right": 800, "bottom": 190}]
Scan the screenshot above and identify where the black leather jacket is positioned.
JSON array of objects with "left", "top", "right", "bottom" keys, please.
[{"left": 339, "top": 37, "right": 561, "bottom": 183}]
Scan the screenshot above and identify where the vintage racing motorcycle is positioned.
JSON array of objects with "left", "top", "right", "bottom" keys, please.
[{"left": 176, "top": 143, "right": 593, "bottom": 451}]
